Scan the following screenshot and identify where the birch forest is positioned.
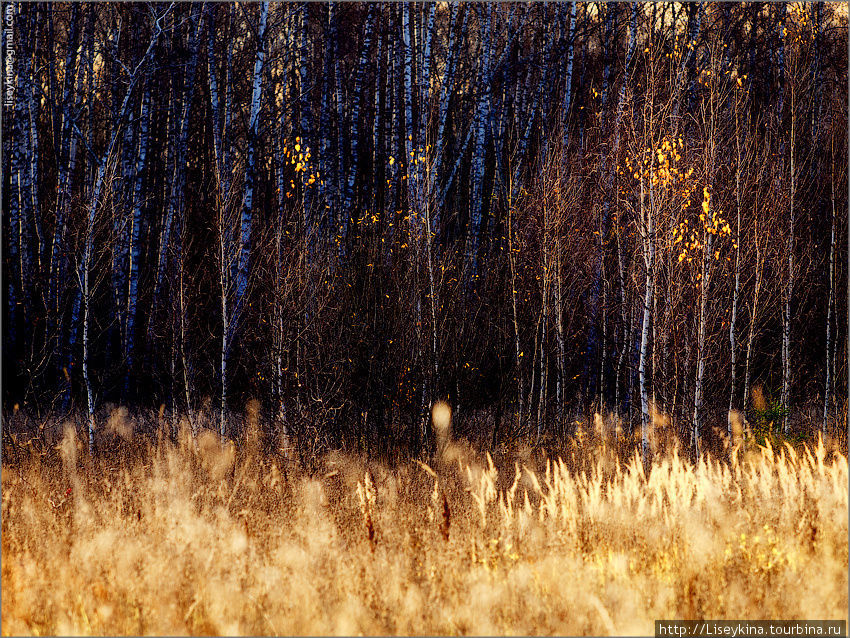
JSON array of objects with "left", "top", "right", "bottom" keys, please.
[
  {"left": 3, "top": 2, "right": 846, "bottom": 456},
  {"left": 2, "top": 2, "right": 849, "bottom": 634}
]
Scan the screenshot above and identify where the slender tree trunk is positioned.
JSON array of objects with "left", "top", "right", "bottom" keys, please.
[
  {"left": 728, "top": 95, "right": 744, "bottom": 436},
  {"left": 555, "top": 231, "right": 566, "bottom": 430},
  {"left": 124, "top": 79, "right": 152, "bottom": 396},
  {"left": 402, "top": 2, "right": 416, "bottom": 208},
  {"left": 556, "top": 4, "right": 574, "bottom": 423},
  {"left": 743, "top": 219, "right": 764, "bottom": 411},
  {"left": 151, "top": 6, "right": 202, "bottom": 335},
  {"left": 371, "top": 12, "right": 384, "bottom": 218},
  {"left": 319, "top": 4, "right": 335, "bottom": 238},
  {"left": 536, "top": 193, "right": 551, "bottom": 445},
  {"left": 299, "top": 5, "right": 314, "bottom": 234},
  {"left": 614, "top": 226, "right": 630, "bottom": 422},
  {"left": 638, "top": 175, "right": 654, "bottom": 461},
  {"left": 434, "top": 4, "right": 462, "bottom": 222},
  {"left": 692, "top": 228, "right": 712, "bottom": 456},
  {"left": 220, "top": 247, "right": 229, "bottom": 440},
  {"left": 464, "top": 5, "right": 492, "bottom": 284},
  {"left": 8, "top": 7, "right": 24, "bottom": 347},
  {"left": 823, "top": 141, "right": 836, "bottom": 435},
  {"left": 81, "top": 163, "right": 105, "bottom": 455},
  {"left": 24, "top": 6, "right": 42, "bottom": 282},
  {"left": 76, "top": 5, "right": 167, "bottom": 449},
  {"left": 332, "top": 3, "right": 346, "bottom": 257},
  {"left": 599, "top": 3, "right": 616, "bottom": 108},
  {"left": 234, "top": 1, "right": 269, "bottom": 316},
  {"left": 693, "top": 85, "right": 720, "bottom": 454},
  {"left": 507, "top": 178, "right": 524, "bottom": 434},
  {"left": 560, "top": 0, "right": 577, "bottom": 157},
  {"left": 385, "top": 17, "right": 400, "bottom": 262},
  {"left": 589, "top": 1, "right": 637, "bottom": 407},
  {"left": 49, "top": 5, "right": 81, "bottom": 382},
  {"left": 418, "top": 2, "right": 435, "bottom": 161},
  {"left": 343, "top": 5, "right": 375, "bottom": 219},
  {"left": 775, "top": 4, "right": 788, "bottom": 121},
  {"left": 781, "top": 92, "right": 796, "bottom": 434}
]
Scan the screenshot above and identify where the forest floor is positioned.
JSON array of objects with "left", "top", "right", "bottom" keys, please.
[{"left": 2, "top": 411, "right": 848, "bottom": 636}]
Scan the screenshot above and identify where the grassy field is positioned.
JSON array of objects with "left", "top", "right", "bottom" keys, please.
[{"left": 2, "top": 408, "right": 848, "bottom": 635}]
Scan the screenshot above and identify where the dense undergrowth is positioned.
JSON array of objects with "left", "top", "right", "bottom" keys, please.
[{"left": 2, "top": 406, "right": 848, "bottom": 635}]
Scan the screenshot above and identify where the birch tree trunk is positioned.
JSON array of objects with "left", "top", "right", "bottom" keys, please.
[
  {"left": 599, "top": 3, "right": 616, "bottom": 108},
  {"left": 433, "top": 4, "right": 461, "bottom": 225},
  {"left": 332, "top": 4, "right": 346, "bottom": 256},
  {"left": 77, "top": 5, "right": 168, "bottom": 451},
  {"left": 219, "top": 1, "right": 268, "bottom": 440},
  {"left": 299, "top": 5, "right": 314, "bottom": 241},
  {"left": 151, "top": 6, "right": 202, "bottom": 337},
  {"left": 319, "top": 4, "right": 335, "bottom": 239},
  {"left": 234, "top": 1, "right": 269, "bottom": 316},
  {"left": 692, "top": 224, "right": 711, "bottom": 456},
  {"left": 781, "top": 89, "right": 796, "bottom": 434},
  {"left": 536, "top": 189, "right": 551, "bottom": 445},
  {"left": 402, "top": 2, "right": 416, "bottom": 209},
  {"left": 693, "top": 80, "right": 720, "bottom": 455},
  {"left": 81, "top": 163, "right": 105, "bottom": 455},
  {"left": 8, "top": 5, "right": 24, "bottom": 346},
  {"left": 775, "top": 4, "right": 788, "bottom": 121},
  {"left": 418, "top": 3, "right": 435, "bottom": 171},
  {"left": 123, "top": 79, "right": 152, "bottom": 396},
  {"left": 371, "top": 12, "right": 384, "bottom": 220},
  {"left": 507, "top": 187, "right": 524, "bottom": 432},
  {"left": 614, "top": 225, "right": 630, "bottom": 420},
  {"left": 24, "top": 5, "right": 42, "bottom": 283},
  {"left": 638, "top": 175, "right": 654, "bottom": 461},
  {"left": 560, "top": 0, "right": 577, "bottom": 157},
  {"left": 728, "top": 90, "right": 746, "bottom": 436},
  {"left": 464, "top": 5, "right": 493, "bottom": 284},
  {"left": 343, "top": 6, "right": 376, "bottom": 220},
  {"left": 743, "top": 218, "right": 764, "bottom": 411},
  {"left": 589, "top": 1, "right": 637, "bottom": 407},
  {"left": 823, "top": 146, "right": 836, "bottom": 436},
  {"left": 48, "top": 5, "right": 81, "bottom": 371}
]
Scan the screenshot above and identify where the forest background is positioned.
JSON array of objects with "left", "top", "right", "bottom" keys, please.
[{"left": 2, "top": 2, "right": 847, "bottom": 459}]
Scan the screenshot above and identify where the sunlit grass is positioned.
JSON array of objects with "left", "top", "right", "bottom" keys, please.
[{"left": 2, "top": 409, "right": 847, "bottom": 635}]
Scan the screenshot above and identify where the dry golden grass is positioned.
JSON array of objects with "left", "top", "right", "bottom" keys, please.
[{"left": 2, "top": 412, "right": 848, "bottom": 636}]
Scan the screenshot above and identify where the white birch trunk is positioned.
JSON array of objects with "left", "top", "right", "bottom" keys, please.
[
  {"left": 123, "top": 79, "right": 152, "bottom": 394},
  {"left": 781, "top": 93, "right": 796, "bottom": 433},
  {"left": 235, "top": 1, "right": 269, "bottom": 312},
  {"left": 433, "top": 4, "right": 461, "bottom": 222},
  {"left": 823, "top": 156, "right": 836, "bottom": 435},
  {"left": 728, "top": 96, "right": 744, "bottom": 436},
  {"left": 743, "top": 222, "right": 764, "bottom": 410},
  {"left": 508, "top": 194, "right": 524, "bottom": 432},
  {"left": 464, "top": 5, "right": 492, "bottom": 283},
  {"left": 560, "top": 0, "right": 577, "bottom": 158},
  {"left": 77, "top": 6, "right": 167, "bottom": 450},
  {"left": 81, "top": 163, "right": 105, "bottom": 455},
  {"left": 638, "top": 175, "right": 654, "bottom": 461},
  {"left": 692, "top": 231, "right": 712, "bottom": 456},
  {"left": 49, "top": 6, "right": 82, "bottom": 358}
]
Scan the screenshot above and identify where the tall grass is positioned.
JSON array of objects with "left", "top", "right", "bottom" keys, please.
[{"left": 2, "top": 409, "right": 847, "bottom": 635}]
